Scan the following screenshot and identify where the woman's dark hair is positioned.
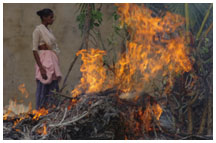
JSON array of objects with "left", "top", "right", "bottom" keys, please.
[{"left": 36, "top": 8, "right": 53, "bottom": 20}]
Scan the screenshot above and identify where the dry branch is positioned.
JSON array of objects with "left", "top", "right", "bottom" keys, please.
[
  {"left": 187, "top": 105, "right": 193, "bottom": 134},
  {"left": 197, "top": 101, "right": 208, "bottom": 135}
]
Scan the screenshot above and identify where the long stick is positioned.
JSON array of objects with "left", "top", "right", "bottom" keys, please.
[
  {"left": 197, "top": 101, "right": 208, "bottom": 135},
  {"left": 207, "top": 73, "right": 213, "bottom": 135},
  {"left": 60, "top": 43, "right": 83, "bottom": 92},
  {"left": 60, "top": 4, "right": 92, "bottom": 92},
  {"left": 207, "top": 94, "right": 212, "bottom": 135},
  {"left": 197, "top": 22, "right": 213, "bottom": 51},
  {"left": 187, "top": 105, "right": 193, "bottom": 134}
]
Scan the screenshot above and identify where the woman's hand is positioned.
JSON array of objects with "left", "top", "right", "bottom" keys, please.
[
  {"left": 40, "top": 66, "right": 48, "bottom": 80},
  {"left": 33, "top": 51, "right": 48, "bottom": 80}
]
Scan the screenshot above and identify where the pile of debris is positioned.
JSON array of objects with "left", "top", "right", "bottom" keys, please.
[
  {"left": 3, "top": 87, "right": 212, "bottom": 140},
  {"left": 3, "top": 89, "right": 161, "bottom": 140}
]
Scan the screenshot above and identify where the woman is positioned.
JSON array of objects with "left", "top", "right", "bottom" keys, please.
[{"left": 32, "top": 8, "right": 62, "bottom": 110}]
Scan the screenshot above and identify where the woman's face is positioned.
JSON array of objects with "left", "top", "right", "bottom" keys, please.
[{"left": 43, "top": 13, "right": 55, "bottom": 25}]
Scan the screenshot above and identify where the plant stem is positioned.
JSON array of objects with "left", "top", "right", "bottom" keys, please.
[
  {"left": 207, "top": 80, "right": 213, "bottom": 135},
  {"left": 187, "top": 105, "right": 193, "bottom": 134},
  {"left": 197, "top": 101, "right": 208, "bottom": 135},
  {"left": 196, "top": 3, "right": 213, "bottom": 40},
  {"left": 185, "top": 3, "right": 190, "bottom": 44}
]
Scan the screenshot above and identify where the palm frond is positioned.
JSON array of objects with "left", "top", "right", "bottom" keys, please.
[{"left": 158, "top": 3, "right": 212, "bottom": 35}]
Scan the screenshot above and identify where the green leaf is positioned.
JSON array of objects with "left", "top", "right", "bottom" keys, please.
[
  {"left": 94, "top": 23, "right": 100, "bottom": 27},
  {"left": 113, "top": 12, "right": 120, "bottom": 21}
]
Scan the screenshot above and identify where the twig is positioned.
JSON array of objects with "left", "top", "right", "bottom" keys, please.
[
  {"left": 60, "top": 4, "right": 92, "bottom": 92},
  {"left": 31, "top": 122, "right": 43, "bottom": 136},
  {"left": 83, "top": 4, "right": 92, "bottom": 50},
  {"left": 179, "top": 135, "right": 212, "bottom": 140},
  {"left": 188, "top": 93, "right": 198, "bottom": 105},
  {"left": 89, "top": 100, "right": 103, "bottom": 109},
  {"left": 60, "top": 43, "right": 83, "bottom": 92},
  {"left": 187, "top": 105, "right": 193, "bottom": 134},
  {"left": 197, "top": 100, "right": 208, "bottom": 135},
  {"left": 52, "top": 91, "right": 75, "bottom": 99},
  {"left": 172, "top": 95, "right": 180, "bottom": 109},
  {"left": 153, "top": 124, "right": 158, "bottom": 139},
  {"left": 89, "top": 39, "right": 98, "bottom": 48},
  {"left": 49, "top": 111, "right": 88, "bottom": 127},
  {"left": 103, "top": 62, "right": 116, "bottom": 76},
  {"left": 93, "top": 29, "right": 106, "bottom": 51},
  {"left": 151, "top": 108, "right": 163, "bottom": 133},
  {"left": 89, "top": 32, "right": 99, "bottom": 47},
  {"left": 207, "top": 93, "right": 212, "bottom": 135},
  {"left": 185, "top": 74, "right": 193, "bottom": 89},
  {"left": 59, "top": 107, "right": 68, "bottom": 125}
]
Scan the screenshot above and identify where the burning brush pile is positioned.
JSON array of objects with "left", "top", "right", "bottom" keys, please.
[{"left": 4, "top": 4, "right": 212, "bottom": 140}]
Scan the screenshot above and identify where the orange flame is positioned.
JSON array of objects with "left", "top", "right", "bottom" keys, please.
[
  {"left": 3, "top": 83, "right": 50, "bottom": 130},
  {"left": 3, "top": 84, "right": 32, "bottom": 128},
  {"left": 3, "top": 99, "right": 31, "bottom": 121},
  {"left": 137, "top": 103, "right": 163, "bottom": 131},
  {"left": 114, "top": 3, "right": 192, "bottom": 93},
  {"left": 3, "top": 110, "right": 12, "bottom": 120},
  {"left": 71, "top": 48, "right": 107, "bottom": 97},
  {"left": 32, "top": 108, "right": 48, "bottom": 120},
  {"left": 18, "top": 83, "right": 29, "bottom": 98},
  {"left": 152, "top": 103, "right": 163, "bottom": 121},
  {"left": 69, "top": 4, "right": 192, "bottom": 132},
  {"left": 43, "top": 124, "right": 47, "bottom": 135},
  {"left": 11, "top": 107, "right": 48, "bottom": 127},
  {"left": 4, "top": 84, "right": 34, "bottom": 123},
  {"left": 36, "top": 124, "right": 47, "bottom": 135},
  {"left": 4, "top": 83, "right": 32, "bottom": 120},
  {"left": 13, "top": 117, "right": 25, "bottom": 127}
]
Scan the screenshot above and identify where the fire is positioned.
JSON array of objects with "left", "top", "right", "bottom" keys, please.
[
  {"left": 18, "top": 83, "right": 29, "bottom": 98},
  {"left": 3, "top": 3, "right": 192, "bottom": 136},
  {"left": 4, "top": 83, "right": 49, "bottom": 129},
  {"left": 32, "top": 108, "right": 49, "bottom": 120},
  {"left": 3, "top": 110, "right": 12, "bottom": 120},
  {"left": 3, "top": 99, "right": 30, "bottom": 121},
  {"left": 152, "top": 103, "right": 163, "bottom": 121},
  {"left": 36, "top": 124, "right": 47, "bottom": 135},
  {"left": 113, "top": 3, "right": 192, "bottom": 132},
  {"left": 3, "top": 84, "right": 31, "bottom": 127},
  {"left": 71, "top": 48, "right": 107, "bottom": 98},
  {"left": 43, "top": 124, "right": 47, "bottom": 135},
  {"left": 13, "top": 117, "right": 24, "bottom": 127},
  {"left": 134, "top": 102, "right": 163, "bottom": 132},
  {"left": 70, "top": 4, "right": 192, "bottom": 97},
  {"left": 114, "top": 3, "right": 192, "bottom": 93},
  {"left": 68, "top": 4, "right": 192, "bottom": 133},
  {"left": 4, "top": 83, "right": 32, "bottom": 120}
]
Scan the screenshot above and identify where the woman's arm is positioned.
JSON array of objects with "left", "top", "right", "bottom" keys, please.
[
  {"left": 33, "top": 29, "right": 47, "bottom": 80},
  {"left": 33, "top": 51, "right": 47, "bottom": 80}
]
